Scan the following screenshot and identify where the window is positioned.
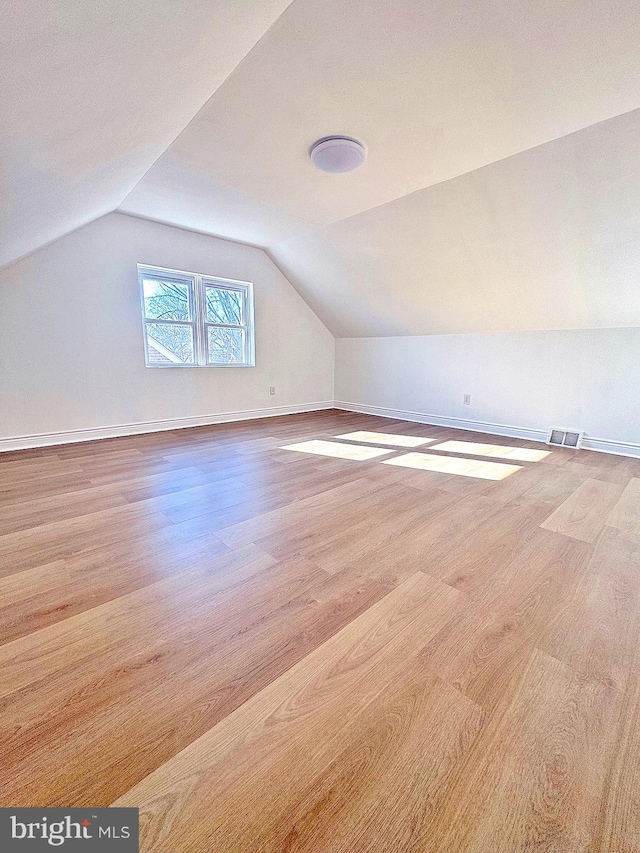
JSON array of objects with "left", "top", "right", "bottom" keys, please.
[{"left": 138, "top": 265, "right": 254, "bottom": 367}]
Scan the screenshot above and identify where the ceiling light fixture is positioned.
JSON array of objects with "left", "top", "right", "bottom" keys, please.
[{"left": 310, "top": 136, "right": 366, "bottom": 173}]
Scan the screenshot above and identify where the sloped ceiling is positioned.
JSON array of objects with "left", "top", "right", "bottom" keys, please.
[
  {"left": 5, "top": 0, "right": 640, "bottom": 335},
  {"left": 270, "top": 109, "right": 640, "bottom": 335},
  {"left": 0, "top": 0, "right": 293, "bottom": 267}
]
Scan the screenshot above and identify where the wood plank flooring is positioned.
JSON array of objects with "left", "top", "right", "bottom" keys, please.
[{"left": 2, "top": 409, "right": 640, "bottom": 852}]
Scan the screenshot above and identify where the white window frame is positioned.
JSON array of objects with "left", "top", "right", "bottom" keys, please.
[{"left": 138, "top": 264, "right": 255, "bottom": 368}]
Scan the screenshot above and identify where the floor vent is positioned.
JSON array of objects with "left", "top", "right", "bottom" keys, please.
[{"left": 547, "top": 428, "right": 584, "bottom": 449}]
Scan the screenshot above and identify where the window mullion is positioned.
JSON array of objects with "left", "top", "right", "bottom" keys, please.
[{"left": 194, "top": 275, "right": 206, "bottom": 366}]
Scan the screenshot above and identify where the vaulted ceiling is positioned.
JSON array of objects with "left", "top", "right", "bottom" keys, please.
[
  {"left": 4, "top": 0, "right": 640, "bottom": 335},
  {"left": 0, "top": 0, "right": 293, "bottom": 266}
]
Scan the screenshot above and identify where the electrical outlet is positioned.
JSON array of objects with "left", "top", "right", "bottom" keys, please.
[
  {"left": 269, "top": 385, "right": 276, "bottom": 396},
  {"left": 463, "top": 394, "right": 471, "bottom": 405}
]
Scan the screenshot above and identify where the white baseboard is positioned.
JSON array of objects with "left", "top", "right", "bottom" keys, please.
[
  {"left": 4, "top": 400, "right": 640, "bottom": 459},
  {"left": 581, "top": 436, "right": 640, "bottom": 459},
  {"left": 334, "top": 401, "right": 548, "bottom": 442},
  {"left": 334, "top": 401, "right": 640, "bottom": 459},
  {"left": 0, "top": 402, "right": 334, "bottom": 453}
]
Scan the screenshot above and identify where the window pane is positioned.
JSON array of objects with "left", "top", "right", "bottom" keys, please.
[
  {"left": 207, "top": 326, "right": 245, "bottom": 364},
  {"left": 143, "top": 278, "right": 190, "bottom": 321},
  {"left": 205, "top": 287, "right": 243, "bottom": 325},
  {"left": 146, "top": 322, "right": 194, "bottom": 364}
]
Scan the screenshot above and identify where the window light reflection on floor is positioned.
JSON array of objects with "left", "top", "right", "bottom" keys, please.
[
  {"left": 430, "top": 440, "right": 550, "bottom": 462},
  {"left": 382, "top": 452, "right": 521, "bottom": 480},
  {"left": 336, "top": 431, "right": 434, "bottom": 447},
  {"left": 280, "top": 440, "right": 393, "bottom": 461}
]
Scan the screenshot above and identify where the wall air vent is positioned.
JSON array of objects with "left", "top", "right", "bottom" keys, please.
[{"left": 546, "top": 428, "right": 584, "bottom": 449}]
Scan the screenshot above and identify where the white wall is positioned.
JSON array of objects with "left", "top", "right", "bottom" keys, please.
[
  {"left": 335, "top": 329, "right": 640, "bottom": 454},
  {"left": 0, "top": 213, "right": 334, "bottom": 445}
]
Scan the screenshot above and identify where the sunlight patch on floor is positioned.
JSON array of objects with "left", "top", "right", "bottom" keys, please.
[
  {"left": 336, "top": 431, "right": 434, "bottom": 447},
  {"left": 430, "top": 440, "right": 551, "bottom": 462},
  {"left": 280, "top": 440, "right": 394, "bottom": 460},
  {"left": 382, "top": 452, "right": 522, "bottom": 480}
]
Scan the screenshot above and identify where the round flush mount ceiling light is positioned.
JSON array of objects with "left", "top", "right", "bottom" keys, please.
[{"left": 310, "top": 136, "right": 366, "bottom": 173}]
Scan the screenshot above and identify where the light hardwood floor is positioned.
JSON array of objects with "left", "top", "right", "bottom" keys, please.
[{"left": 1, "top": 410, "right": 640, "bottom": 851}]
